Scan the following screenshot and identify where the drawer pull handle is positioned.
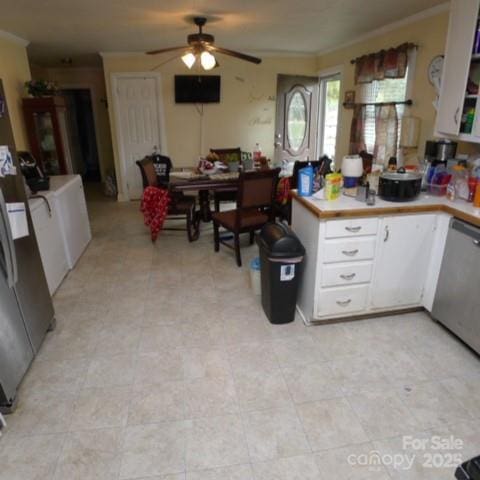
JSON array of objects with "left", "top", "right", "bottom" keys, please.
[
  {"left": 345, "top": 226, "right": 362, "bottom": 233},
  {"left": 341, "top": 249, "right": 359, "bottom": 256},
  {"left": 340, "top": 273, "right": 356, "bottom": 281},
  {"left": 336, "top": 299, "right": 352, "bottom": 307}
]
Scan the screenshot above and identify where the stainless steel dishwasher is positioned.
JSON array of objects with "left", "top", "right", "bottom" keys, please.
[{"left": 432, "top": 218, "right": 480, "bottom": 354}]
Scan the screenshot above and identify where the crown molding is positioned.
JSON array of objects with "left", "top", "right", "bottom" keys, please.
[
  {"left": 316, "top": 1, "right": 450, "bottom": 57},
  {"left": 0, "top": 29, "right": 29, "bottom": 47}
]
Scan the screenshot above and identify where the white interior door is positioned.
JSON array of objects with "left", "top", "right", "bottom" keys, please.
[{"left": 115, "top": 75, "right": 164, "bottom": 200}]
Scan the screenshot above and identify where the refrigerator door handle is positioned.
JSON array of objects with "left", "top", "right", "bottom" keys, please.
[{"left": 0, "top": 190, "right": 17, "bottom": 287}]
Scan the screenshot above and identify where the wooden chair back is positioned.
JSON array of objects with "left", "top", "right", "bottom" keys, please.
[
  {"left": 236, "top": 168, "right": 280, "bottom": 212},
  {"left": 136, "top": 155, "right": 172, "bottom": 189}
]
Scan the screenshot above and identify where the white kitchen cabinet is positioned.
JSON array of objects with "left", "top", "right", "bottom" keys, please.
[
  {"left": 51, "top": 175, "right": 91, "bottom": 268},
  {"left": 370, "top": 215, "right": 437, "bottom": 309},
  {"left": 435, "top": 0, "right": 480, "bottom": 141}
]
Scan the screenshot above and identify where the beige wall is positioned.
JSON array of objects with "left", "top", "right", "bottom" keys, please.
[
  {"left": 316, "top": 11, "right": 479, "bottom": 161},
  {"left": 0, "top": 34, "right": 31, "bottom": 149},
  {"left": 102, "top": 54, "right": 317, "bottom": 199},
  {"left": 30, "top": 65, "right": 115, "bottom": 180}
]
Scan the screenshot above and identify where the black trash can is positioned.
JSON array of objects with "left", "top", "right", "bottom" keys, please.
[
  {"left": 256, "top": 222, "right": 305, "bottom": 324},
  {"left": 456, "top": 455, "right": 480, "bottom": 479}
]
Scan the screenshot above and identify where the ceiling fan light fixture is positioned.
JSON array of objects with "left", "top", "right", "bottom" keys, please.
[
  {"left": 181, "top": 52, "right": 196, "bottom": 69},
  {"left": 200, "top": 51, "right": 216, "bottom": 70}
]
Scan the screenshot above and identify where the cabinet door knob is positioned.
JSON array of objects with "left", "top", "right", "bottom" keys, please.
[
  {"left": 340, "top": 273, "right": 356, "bottom": 280},
  {"left": 345, "top": 226, "right": 362, "bottom": 233},
  {"left": 341, "top": 249, "right": 359, "bottom": 256},
  {"left": 336, "top": 299, "right": 352, "bottom": 306}
]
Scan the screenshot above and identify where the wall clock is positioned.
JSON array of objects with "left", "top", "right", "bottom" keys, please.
[{"left": 428, "top": 55, "right": 444, "bottom": 91}]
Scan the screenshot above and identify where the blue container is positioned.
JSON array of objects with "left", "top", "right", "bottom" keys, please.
[{"left": 297, "top": 164, "right": 314, "bottom": 196}]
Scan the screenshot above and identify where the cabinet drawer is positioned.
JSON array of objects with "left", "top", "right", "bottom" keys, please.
[
  {"left": 323, "top": 238, "right": 376, "bottom": 263},
  {"left": 317, "top": 285, "right": 369, "bottom": 317},
  {"left": 321, "top": 262, "right": 373, "bottom": 287},
  {"left": 325, "top": 218, "right": 378, "bottom": 239}
]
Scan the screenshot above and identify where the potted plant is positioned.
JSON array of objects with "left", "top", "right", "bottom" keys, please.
[{"left": 25, "top": 80, "right": 59, "bottom": 98}]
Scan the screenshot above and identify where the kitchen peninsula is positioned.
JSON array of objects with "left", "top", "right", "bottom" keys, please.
[{"left": 291, "top": 191, "right": 480, "bottom": 325}]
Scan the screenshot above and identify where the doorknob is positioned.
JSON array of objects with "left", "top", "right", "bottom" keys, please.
[{"left": 274, "top": 142, "right": 281, "bottom": 147}]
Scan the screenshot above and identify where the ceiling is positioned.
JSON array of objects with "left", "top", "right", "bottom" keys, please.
[{"left": 0, "top": 0, "right": 447, "bottom": 67}]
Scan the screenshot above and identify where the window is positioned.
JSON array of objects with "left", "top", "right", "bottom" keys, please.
[
  {"left": 358, "top": 74, "right": 408, "bottom": 154},
  {"left": 317, "top": 74, "right": 341, "bottom": 160}
]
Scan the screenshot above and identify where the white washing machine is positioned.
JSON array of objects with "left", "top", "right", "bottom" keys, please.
[
  {"left": 50, "top": 175, "right": 92, "bottom": 269},
  {"left": 29, "top": 192, "right": 69, "bottom": 295}
]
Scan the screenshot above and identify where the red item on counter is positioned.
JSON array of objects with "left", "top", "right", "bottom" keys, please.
[
  {"left": 474, "top": 182, "right": 480, "bottom": 208},
  {"left": 468, "top": 176, "right": 478, "bottom": 202}
]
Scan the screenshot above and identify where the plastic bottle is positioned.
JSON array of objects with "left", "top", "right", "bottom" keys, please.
[
  {"left": 465, "top": 108, "right": 475, "bottom": 134},
  {"left": 474, "top": 182, "right": 480, "bottom": 208},
  {"left": 253, "top": 143, "right": 262, "bottom": 161},
  {"left": 297, "top": 162, "right": 314, "bottom": 197},
  {"left": 468, "top": 176, "right": 477, "bottom": 202},
  {"left": 446, "top": 176, "right": 456, "bottom": 201}
]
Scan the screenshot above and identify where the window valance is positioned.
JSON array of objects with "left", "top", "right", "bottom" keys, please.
[{"left": 353, "top": 43, "right": 415, "bottom": 84}]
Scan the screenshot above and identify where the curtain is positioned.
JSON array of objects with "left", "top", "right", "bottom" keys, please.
[
  {"left": 354, "top": 43, "right": 409, "bottom": 84},
  {"left": 349, "top": 104, "right": 367, "bottom": 154},
  {"left": 373, "top": 105, "right": 398, "bottom": 165}
]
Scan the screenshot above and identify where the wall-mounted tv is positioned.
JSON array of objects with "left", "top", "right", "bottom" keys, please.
[{"left": 174, "top": 75, "right": 221, "bottom": 103}]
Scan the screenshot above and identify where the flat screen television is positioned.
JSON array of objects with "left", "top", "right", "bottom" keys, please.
[{"left": 174, "top": 75, "right": 221, "bottom": 103}]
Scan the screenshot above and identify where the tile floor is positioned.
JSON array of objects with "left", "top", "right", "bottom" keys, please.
[{"left": 1, "top": 193, "right": 480, "bottom": 479}]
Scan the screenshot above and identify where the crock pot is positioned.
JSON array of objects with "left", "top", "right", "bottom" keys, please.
[{"left": 378, "top": 168, "right": 422, "bottom": 202}]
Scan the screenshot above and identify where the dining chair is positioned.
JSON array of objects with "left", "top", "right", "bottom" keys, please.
[
  {"left": 210, "top": 147, "right": 241, "bottom": 212},
  {"left": 212, "top": 168, "right": 280, "bottom": 267},
  {"left": 136, "top": 155, "right": 199, "bottom": 242}
]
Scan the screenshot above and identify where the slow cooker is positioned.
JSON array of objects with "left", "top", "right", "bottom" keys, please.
[{"left": 378, "top": 168, "right": 422, "bottom": 202}]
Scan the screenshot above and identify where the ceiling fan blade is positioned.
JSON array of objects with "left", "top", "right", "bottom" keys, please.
[
  {"left": 146, "top": 46, "right": 188, "bottom": 55},
  {"left": 207, "top": 46, "right": 262, "bottom": 64}
]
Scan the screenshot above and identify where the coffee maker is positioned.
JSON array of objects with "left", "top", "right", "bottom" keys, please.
[
  {"left": 424, "top": 139, "right": 458, "bottom": 166},
  {"left": 18, "top": 151, "right": 50, "bottom": 193}
]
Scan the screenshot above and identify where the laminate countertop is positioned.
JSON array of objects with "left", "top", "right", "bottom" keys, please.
[{"left": 291, "top": 190, "right": 480, "bottom": 227}]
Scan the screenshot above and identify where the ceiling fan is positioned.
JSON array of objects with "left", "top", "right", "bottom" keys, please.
[{"left": 146, "top": 16, "right": 262, "bottom": 70}]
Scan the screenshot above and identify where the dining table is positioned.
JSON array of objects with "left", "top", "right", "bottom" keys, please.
[{"left": 168, "top": 170, "right": 240, "bottom": 222}]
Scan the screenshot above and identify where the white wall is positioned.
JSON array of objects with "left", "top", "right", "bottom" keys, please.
[{"left": 102, "top": 53, "right": 318, "bottom": 200}]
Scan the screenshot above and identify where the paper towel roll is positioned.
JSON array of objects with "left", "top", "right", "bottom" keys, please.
[{"left": 341, "top": 155, "right": 363, "bottom": 177}]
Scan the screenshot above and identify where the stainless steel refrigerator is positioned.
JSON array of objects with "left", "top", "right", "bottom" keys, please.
[{"left": 0, "top": 80, "right": 55, "bottom": 413}]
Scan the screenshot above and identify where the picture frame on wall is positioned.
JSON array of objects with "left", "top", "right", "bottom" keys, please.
[{"left": 344, "top": 90, "right": 355, "bottom": 108}]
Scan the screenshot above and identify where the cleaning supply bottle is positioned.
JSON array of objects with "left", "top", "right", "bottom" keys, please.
[
  {"left": 297, "top": 162, "right": 314, "bottom": 197},
  {"left": 474, "top": 181, "right": 480, "bottom": 208}
]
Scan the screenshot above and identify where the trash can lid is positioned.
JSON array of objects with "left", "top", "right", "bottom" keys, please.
[{"left": 256, "top": 222, "right": 305, "bottom": 258}]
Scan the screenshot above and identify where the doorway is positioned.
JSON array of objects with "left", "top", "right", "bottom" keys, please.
[
  {"left": 317, "top": 74, "right": 341, "bottom": 161},
  {"left": 111, "top": 73, "right": 167, "bottom": 201},
  {"left": 61, "top": 89, "right": 100, "bottom": 182},
  {"left": 274, "top": 75, "right": 319, "bottom": 175}
]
